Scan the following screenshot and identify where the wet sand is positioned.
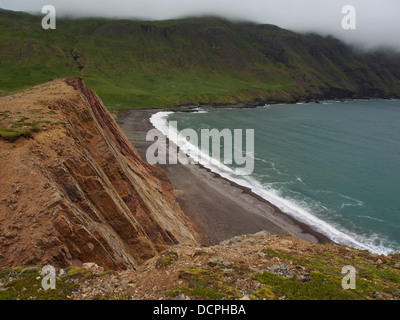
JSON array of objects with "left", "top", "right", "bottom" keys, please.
[{"left": 119, "top": 109, "right": 330, "bottom": 245}]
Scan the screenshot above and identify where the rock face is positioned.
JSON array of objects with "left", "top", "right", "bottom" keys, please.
[{"left": 0, "top": 78, "right": 198, "bottom": 270}]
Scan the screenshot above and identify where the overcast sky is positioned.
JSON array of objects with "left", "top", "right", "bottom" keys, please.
[{"left": 1, "top": 0, "right": 399, "bottom": 50}]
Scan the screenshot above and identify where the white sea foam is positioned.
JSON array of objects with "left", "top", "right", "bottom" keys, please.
[
  {"left": 193, "top": 107, "right": 208, "bottom": 114},
  {"left": 357, "top": 215, "right": 390, "bottom": 224},
  {"left": 150, "top": 111, "right": 397, "bottom": 255}
]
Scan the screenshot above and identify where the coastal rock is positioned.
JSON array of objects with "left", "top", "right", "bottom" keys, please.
[
  {"left": 266, "top": 263, "right": 293, "bottom": 278},
  {"left": 0, "top": 232, "right": 391, "bottom": 301},
  {"left": 208, "top": 257, "right": 233, "bottom": 267},
  {"left": 83, "top": 263, "right": 104, "bottom": 274},
  {"left": 0, "top": 78, "right": 199, "bottom": 270},
  {"left": 172, "top": 294, "right": 187, "bottom": 300}
]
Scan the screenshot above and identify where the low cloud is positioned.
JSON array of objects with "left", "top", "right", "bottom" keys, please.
[{"left": 1, "top": 0, "right": 399, "bottom": 51}]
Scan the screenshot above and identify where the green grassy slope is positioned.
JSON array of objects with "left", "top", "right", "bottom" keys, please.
[{"left": 1, "top": 9, "right": 400, "bottom": 109}]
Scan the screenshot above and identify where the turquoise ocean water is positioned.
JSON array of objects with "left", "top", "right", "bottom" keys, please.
[{"left": 151, "top": 100, "right": 400, "bottom": 255}]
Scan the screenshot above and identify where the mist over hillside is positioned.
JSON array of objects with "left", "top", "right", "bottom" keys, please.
[
  {"left": 4, "top": 0, "right": 400, "bottom": 51},
  {"left": 1, "top": 8, "right": 400, "bottom": 108}
]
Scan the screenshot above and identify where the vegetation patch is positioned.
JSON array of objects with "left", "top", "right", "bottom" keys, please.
[
  {"left": 249, "top": 287, "right": 276, "bottom": 300},
  {"left": 167, "top": 268, "right": 243, "bottom": 300},
  {"left": 0, "top": 108, "right": 62, "bottom": 142},
  {"left": 0, "top": 266, "right": 78, "bottom": 300},
  {"left": 64, "top": 266, "right": 93, "bottom": 278},
  {"left": 155, "top": 250, "right": 179, "bottom": 269},
  {"left": 255, "top": 244, "right": 400, "bottom": 300},
  {"left": 165, "top": 285, "right": 226, "bottom": 300},
  {"left": 262, "top": 248, "right": 294, "bottom": 261},
  {"left": 254, "top": 271, "right": 357, "bottom": 300},
  {"left": 0, "top": 127, "right": 32, "bottom": 142}
]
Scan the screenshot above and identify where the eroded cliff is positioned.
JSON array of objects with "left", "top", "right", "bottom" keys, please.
[{"left": 0, "top": 78, "right": 198, "bottom": 270}]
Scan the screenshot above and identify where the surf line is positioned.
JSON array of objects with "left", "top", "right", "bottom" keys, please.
[{"left": 147, "top": 116, "right": 255, "bottom": 176}]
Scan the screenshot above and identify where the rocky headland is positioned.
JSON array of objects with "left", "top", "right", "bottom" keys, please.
[{"left": 0, "top": 79, "right": 399, "bottom": 300}]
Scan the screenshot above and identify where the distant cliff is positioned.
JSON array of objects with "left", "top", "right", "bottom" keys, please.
[
  {"left": 1, "top": 9, "right": 400, "bottom": 108},
  {"left": 0, "top": 78, "right": 198, "bottom": 270}
]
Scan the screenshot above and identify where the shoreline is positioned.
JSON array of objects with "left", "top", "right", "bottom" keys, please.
[
  {"left": 115, "top": 97, "right": 400, "bottom": 117},
  {"left": 195, "top": 161, "right": 331, "bottom": 244},
  {"left": 119, "top": 109, "right": 331, "bottom": 245}
]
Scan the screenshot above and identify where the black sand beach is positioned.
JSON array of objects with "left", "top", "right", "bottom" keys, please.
[{"left": 119, "top": 109, "right": 330, "bottom": 245}]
